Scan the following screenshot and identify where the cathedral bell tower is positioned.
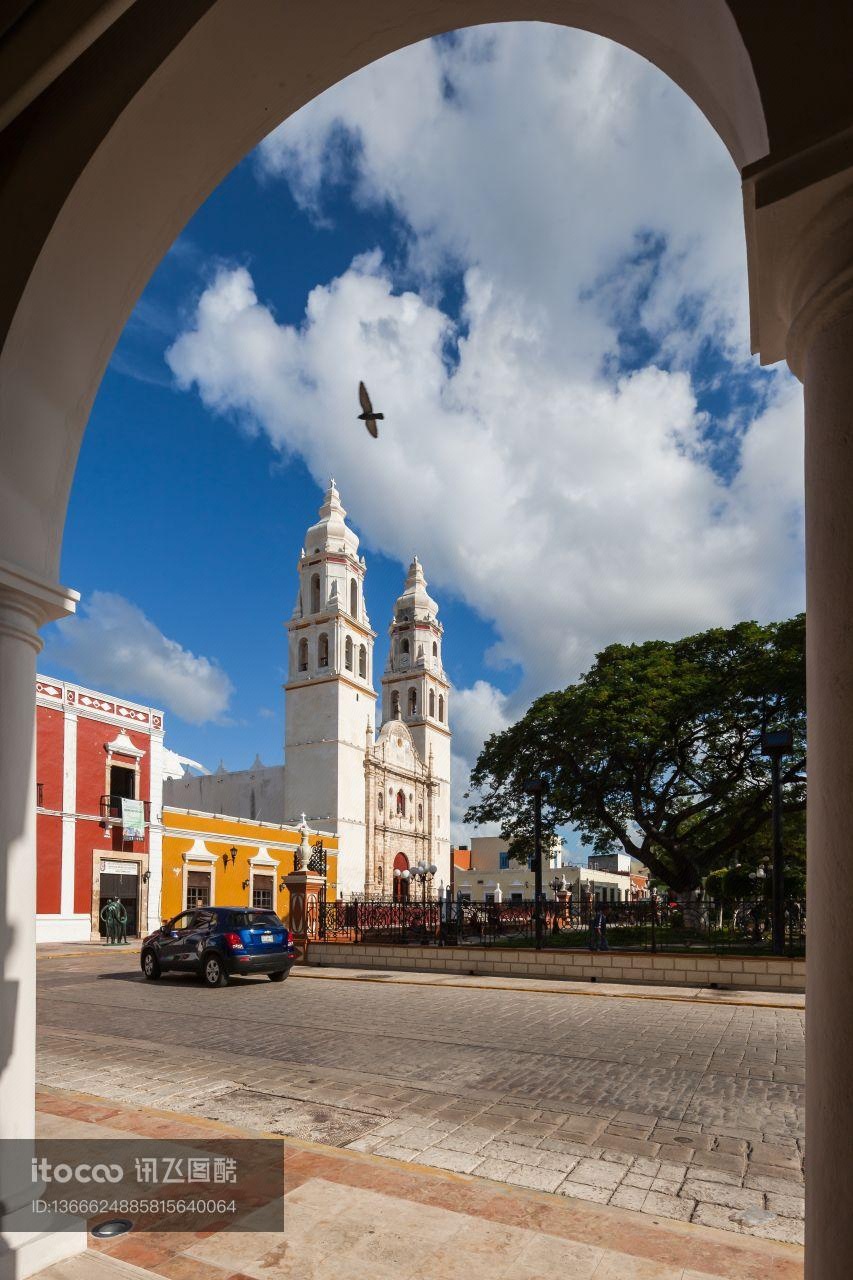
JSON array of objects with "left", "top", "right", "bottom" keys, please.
[
  {"left": 381, "top": 557, "right": 451, "bottom": 877},
  {"left": 284, "top": 480, "right": 376, "bottom": 895}
]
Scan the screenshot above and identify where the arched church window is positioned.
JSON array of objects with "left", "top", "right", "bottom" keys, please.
[
  {"left": 408, "top": 688, "right": 417, "bottom": 716},
  {"left": 418, "top": 803, "right": 423, "bottom": 822},
  {"left": 358, "top": 644, "right": 367, "bottom": 678},
  {"left": 438, "top": 694, "right": 444, "bottom": 722},
  {"left": 318, "top": 633, "right": 329, "bottom": 667},
  {"left": 378, "top": 792, "right": 383, "bottom": 813},
  {"left": 310, "top": 574, "right": 321, "bottom": 614},
  {"left": 298, "top": 638, "right": 308, "bottom": 672},
  {"left": 391, "top": 690, "right": 400, "bottom": 718},
  {"left": 432, "top": 641, "right": 438, "bottom": 658},
  {"left": 350, "top": 578, "right": 358, "bottom": 618},
  {"left": 345, "top": 636, "right": 353, "bottom": 670},
  {"left": 401, "top": 637, "right": 410, "bottom": 655},
  {"left": 429, "top": 689, "right": 435, "bottom": 718},
  {"left": 396, "top": 790, "right": 406, "bottom": 817}
]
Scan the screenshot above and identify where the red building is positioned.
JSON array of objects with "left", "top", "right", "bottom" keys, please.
[{"left": 36, "top": 675, "right": 164, "bottom": 942}]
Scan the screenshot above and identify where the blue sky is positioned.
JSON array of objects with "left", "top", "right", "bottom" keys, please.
[{"left": 42, "top": 24, "right": 805, "bottom": 843}]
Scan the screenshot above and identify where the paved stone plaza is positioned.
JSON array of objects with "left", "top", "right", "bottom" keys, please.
[{"left": 36, "top": 951, "right": 805, "bottom": 1247}]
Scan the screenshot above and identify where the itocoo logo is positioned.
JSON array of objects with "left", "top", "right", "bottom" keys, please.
[{"left": 32, "top": 1158, "right": 123, "bottom": 1184}]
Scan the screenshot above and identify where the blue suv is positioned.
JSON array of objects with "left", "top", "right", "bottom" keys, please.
[{"left": 141, "top": 906, "right": 296, "bottom": 987}]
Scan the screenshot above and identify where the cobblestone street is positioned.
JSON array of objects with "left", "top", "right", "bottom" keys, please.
[{"left": 37, "top": 951, "right": 805, "bottom": 1246}]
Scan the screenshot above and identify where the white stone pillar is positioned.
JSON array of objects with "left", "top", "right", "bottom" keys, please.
[
  {"left": 801, "top": 304, "right": 853, "bottom": 1280},
  {"left": 775, "top": 180, "right": 853, "bottom": 1280},
  {"left": 0, "top": 560, "right": 80, "bottom": 1275},
  {"left": 59, "top": 702, "right": 78, "bottom": 921},
  {"left": 147, "top": 724, "right": 165, "bottom": 933}
]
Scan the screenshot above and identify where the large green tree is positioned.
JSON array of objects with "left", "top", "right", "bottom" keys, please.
[{"left": 466, "top": 616, "right": 806, "bottom": 893}]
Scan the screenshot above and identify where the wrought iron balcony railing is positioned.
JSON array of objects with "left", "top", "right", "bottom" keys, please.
[{"left": 99, "top": 794, "right": 151, "bottom": 825}]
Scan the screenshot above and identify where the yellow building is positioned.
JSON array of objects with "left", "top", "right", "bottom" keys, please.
[{"left": 160, "top": 807, "right": 338, "bottom": 924}]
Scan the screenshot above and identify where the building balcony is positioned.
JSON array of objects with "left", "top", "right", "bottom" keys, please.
[{"left": 99, "top": 794, "right": 151, "bottom": 825}]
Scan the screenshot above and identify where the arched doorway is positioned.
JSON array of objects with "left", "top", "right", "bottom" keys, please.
[
  {"left": 1, "top": 5, "right": 852, "bottom": 1277},
  {"left": 393, "top": 852, "right": 410, "bottom": 902}
]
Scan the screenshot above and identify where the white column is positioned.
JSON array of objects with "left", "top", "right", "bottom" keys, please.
[
  {"left": 800, "top": 293, "right": 853, "bottom": 1280},
  {"left": 0, "top": 559, "right": 81, "bottom": 1274},
  {"left": 147, "top": 727, "right": 164, "bottom": 932},
  {"left": 59, "top": 706, "right": 77, "bottom": 918},
  {"left": 766, "top": 177, "right": 853, "bottom": 1280}
]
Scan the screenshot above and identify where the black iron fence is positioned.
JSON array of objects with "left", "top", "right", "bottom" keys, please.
[{"left": 313, "top": 896, "right": 805, "bottom": 956}]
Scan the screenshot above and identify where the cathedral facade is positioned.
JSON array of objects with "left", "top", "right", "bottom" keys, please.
[{"left": 284, "top": 481, "right": 451, "bottom": 898}]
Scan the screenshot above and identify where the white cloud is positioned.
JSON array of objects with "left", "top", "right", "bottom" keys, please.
[
  {"left": 449, "top": 681, "right": 513, "bottom": 838},
  {"left": 47, "top": 592, "right": 234, "bottom": 725},
  {"left": 167, "top": 24, "right": 805, "bottom": 834},
  {"left": 167, "top": 260, "right": 803, "bottom": 691},
  {"left": 258, "top": 25, "right": 749, "bottom": 362}
]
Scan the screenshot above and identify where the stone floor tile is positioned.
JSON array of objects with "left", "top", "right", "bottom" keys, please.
[
  {"left": 474, "top": 1157, "right": 519, "bottom": 1181},
  {"left": 681, "top": 1179, "right": 764, "bottom": 1211},
  {"left": 372, "top": 1142, "right": 421, "bottom": 1162},
  {"left": 650, "top": 1177, "right": 683, "bottom": 1195},
  {"left": 435, "top": 1128, "right": 492, "bottom": 1155},
  {"left": 749, "top": 1215, "right": 805, "bottom": 1246},
  {"left": 555, "top": 1181, "right": 613, "bottom": 1204},
  {"left": 480, "top": 1140, "right": 543, "bottom": 1165},
  {"left": 590, "top": 1252, "right": 683, "bottom": 1278},
  {"left": 623, "top": 1173, "right": 653, "bottom": 1190},
  {"left": 609, "top": 1184, "right": 649, "bottom": 1211},
  {"left": 765, "top": 1191, "right": 805, "bottom": 1218},
  {"left": 642, "top": 1190, "right": 696, "bottom": 1222},
  {"left": 566, "top": 1158, "right": 624, "bottom": 1190},
  {"left": 536, "top": 1149, "right": 579, "bottom": 1174},
  {"left": 503, "top": 1235, "right": 603, "bottom": 1279},
  {"left": 417, "top": 1148, "right": 484, "bottom": 1174},
  {"left": 505, "top": 1164, "right": 567, "bottom": 1193}
]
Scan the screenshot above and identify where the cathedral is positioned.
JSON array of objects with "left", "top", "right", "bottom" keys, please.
[
  {"left": 285, "top": 481, "right": 451, "bottom": 898},
  {"left": 166, "top": 480, "right": 452, "bottom": 900}
]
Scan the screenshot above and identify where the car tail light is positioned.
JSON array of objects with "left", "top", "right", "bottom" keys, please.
[{"left": 223, "top": 932, "right": 244, "bottom": 951}]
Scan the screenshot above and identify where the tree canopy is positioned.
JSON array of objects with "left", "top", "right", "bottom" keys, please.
[{"left": 466, "top": 616, "right": 806, "bottom": 892}]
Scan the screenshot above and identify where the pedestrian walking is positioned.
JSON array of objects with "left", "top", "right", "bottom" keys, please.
[{"left": 589, "top": 902, "right": 609, "bottom": 951}]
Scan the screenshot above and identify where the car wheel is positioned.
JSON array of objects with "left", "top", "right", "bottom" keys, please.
[
  {"left": 141, "top": 949, "right": 161, "bottom": 980},
  {"left": 268, "top": 971, "right": 288, "bottom": 983},
  {"left": 202, "top": 952, "right": 228, "bottom": 988}
]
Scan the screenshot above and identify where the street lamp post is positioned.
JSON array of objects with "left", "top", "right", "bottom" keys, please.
[
  {"left": 761, "top": 724, "right": 794, "bottom": 955},
  {"left": 523, "top": 775, "right": 547, "bottom": 950},
  {"left": 408, "top": 860, "right": 438, "bottom": 942}
]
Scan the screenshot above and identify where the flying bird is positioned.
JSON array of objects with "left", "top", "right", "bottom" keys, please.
[{"left": 358, "top": 381, "right": 384, "bottom": 438}]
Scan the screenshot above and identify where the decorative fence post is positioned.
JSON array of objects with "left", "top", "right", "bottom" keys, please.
[{"left": 282, "top": 815, "right": 326, "bottom": 960}]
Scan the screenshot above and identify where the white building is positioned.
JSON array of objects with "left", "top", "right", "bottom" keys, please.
[{"left": 165, "top": 480, "right": 452, "bottom": 899}]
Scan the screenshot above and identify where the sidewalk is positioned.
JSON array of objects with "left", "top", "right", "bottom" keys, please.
[
  {"left": 33, "top": 1089, "right": 803, "bottom": 1280},
  {"left": 36, "top": 945, "right": 804, "bottom": 1010}
]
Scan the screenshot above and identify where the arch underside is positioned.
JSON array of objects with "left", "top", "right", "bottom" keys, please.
[{"left": 0, "top": 0, "right": 767, "bottom": 584}]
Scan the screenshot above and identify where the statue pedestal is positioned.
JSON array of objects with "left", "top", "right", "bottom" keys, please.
[{"left": 283, "top": 868, "right": 326, "bottom": 957}]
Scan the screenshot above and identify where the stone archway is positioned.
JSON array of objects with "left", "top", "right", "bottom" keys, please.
[{"left": 1, "top": 4, "right": 853, "bottom": 1277}]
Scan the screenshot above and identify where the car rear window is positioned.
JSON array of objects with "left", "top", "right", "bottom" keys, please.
[{"left": 229, "top": 911, "right": 283, "bottom": 928}]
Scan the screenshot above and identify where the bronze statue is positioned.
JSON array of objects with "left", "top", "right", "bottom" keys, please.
[{"left": 100, "top": 896, "right": 128, "bottom": 944}]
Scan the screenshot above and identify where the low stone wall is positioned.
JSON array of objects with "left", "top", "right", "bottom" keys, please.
[{"left": 305, "top": 940, "right": 805, "bottom": 992}]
